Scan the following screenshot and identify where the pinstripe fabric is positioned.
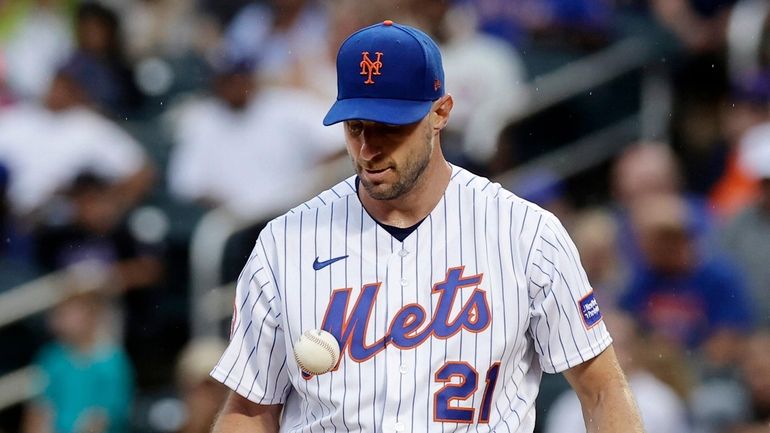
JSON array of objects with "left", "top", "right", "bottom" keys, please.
[{"left": 211, "top": 165, "right": 612, "bottom": 432}]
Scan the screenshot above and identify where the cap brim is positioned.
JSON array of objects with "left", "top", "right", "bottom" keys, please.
[{"left": 323, "top": 98, "right": 433, "bottom": 126}]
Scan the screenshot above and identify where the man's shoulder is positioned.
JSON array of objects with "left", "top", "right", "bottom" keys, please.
[
  {"left": 448, "top": 164, "right": 506, "bottom": 198},
  {"left": 263, "top": 176, "right": 359, "bottom": 231},
  {"left": 448, "top": 164, "right": 550, "bottom": 218}
]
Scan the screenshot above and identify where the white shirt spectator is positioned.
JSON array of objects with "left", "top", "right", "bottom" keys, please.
[
  {"left": 441, "top": 19, "right": 529, "bottom": 164},
  {"left": 0, "top": 103, "right": 146, "bottom": 214},
  {"left": 167, "top": 87, "right": 343, "bottom": 220},
  {"left": 104, "top": 0, "right": 206, "bottom": 60},
  {"left": 224, "top": 3, "right": 329, "bottom": 89},
  {"left": 2, "top": 7, "right": 72, "bottom": 100},
  {"left": 544, "top": 371, "right": 691, "bottom": 433}
]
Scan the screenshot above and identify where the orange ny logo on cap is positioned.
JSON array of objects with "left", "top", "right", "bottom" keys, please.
[{"left": 360, "top": 51, "right": 383, "bottom": 84}]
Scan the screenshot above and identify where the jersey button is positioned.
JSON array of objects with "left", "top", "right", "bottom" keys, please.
[
  {"left": 394, "top": 422, "right": 405, "bottom": 432},
  {"left": 398, "top": 249, "right": 408, "bottom": 257},
  {"left": 400, "top": 278, "right": 408, "bottom": 286},
  {"left": 399, "top": 364, "right": 408, "bottom": 374}
]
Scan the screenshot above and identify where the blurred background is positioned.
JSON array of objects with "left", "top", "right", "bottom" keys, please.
[{"left": 0, "top": 0, "right": 769, "bottom": 432}]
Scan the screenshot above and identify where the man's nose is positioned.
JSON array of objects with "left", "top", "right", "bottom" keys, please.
[{"left": 358, "top": 128, "right": 384, "bottom": 161}]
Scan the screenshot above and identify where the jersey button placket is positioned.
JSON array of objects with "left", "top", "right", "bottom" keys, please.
[{"left": 384, "top": 248, "right": 404, "bottom": 433}]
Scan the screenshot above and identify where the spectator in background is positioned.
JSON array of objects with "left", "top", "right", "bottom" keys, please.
[
  {"left": 408, "top": 0, "right": 529, "bottom": 172},
  {"left": 708, "top": 72, "right": 770, "bottom": 219},
  {"left": 620, "top": 193, "right": 753, "bottom": 363},
  {"left": 461, "top": 0, "right": 614, "bottom": 49},
  {"left": 33, "top": 173, "right": 163, "bottom": 293},
  {"left": 651, "top": 0, "right": 741, "bottom": 200},
  {"left": 166, "top": 55, "right": 343, "bottom": 220},
  {"left": 22, "top": 290, "right": 134, "bottom": 433},
  {"left": 112, "top": 0, "right": 214, "bottom": 61},
  {"left": 545, "top": 310, "right": 691, "bottom": 433},
  {"left": 0, "top": 66, "right": 154, "bottom": 220},
  {"left": 570, "top": 207, "right": 628, "bottom": 307},
  {"left": 174, "top": 338, "right": 229, "bottom": 433},
  {"left": 63, "top": 2, "right": 141, "bottom": 117},
  {"left": 0, "top": 0, "right": 74, "bottom": 101},
  {"left": 223, "top": 0, "right": 330, "bottom": 92},
  {"left": 721, "top": 123, "right": 770, "bottom": 325},
  {"left": 31, "top": 172, "right": 165, "bottom": 389},
  {"left": 650, "top": 0, "right": 737, "bottom": 54},
  {"left": 611, "top": 141, "right": 714, "bottom": 272}
]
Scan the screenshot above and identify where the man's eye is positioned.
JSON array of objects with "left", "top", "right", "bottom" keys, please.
[{"left": 348, "top": 123, "right": 363, "bottom": 135}]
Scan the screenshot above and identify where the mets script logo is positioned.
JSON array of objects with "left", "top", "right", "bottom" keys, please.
[
  {"left": 360, "top": 51, "right": 383, "bottom": 84},
  {"left": 316, "top": 267, "right": 490, "bottom": 371}
]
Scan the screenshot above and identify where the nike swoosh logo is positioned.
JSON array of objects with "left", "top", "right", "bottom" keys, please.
[{"left": 313, "top": 255, "right": 349, "bottom": 271}]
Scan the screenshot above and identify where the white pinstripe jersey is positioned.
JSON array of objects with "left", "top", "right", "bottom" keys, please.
[{"left": 211, "top": 164, "right": 612, "bottom": 433}]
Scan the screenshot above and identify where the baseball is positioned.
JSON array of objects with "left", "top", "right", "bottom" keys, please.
[{"left": 294, "top": 329, "right": 340, "bottom": 375}]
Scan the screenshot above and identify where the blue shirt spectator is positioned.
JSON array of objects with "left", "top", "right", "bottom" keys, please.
[
  {"left": 620, "top": 258, "right": 753, "bottom": 347},
  {"left": 34, "top": 342, "right": 133, "bottom": 433},
  {"left": 25, "top": 292, "right": 134, "bottom": 433},
  {"left": 619, "top": 193, "right": 753, "bottom": 349},
  {"left": 462, "top": 0, "right": 613, "bottom": 47}
]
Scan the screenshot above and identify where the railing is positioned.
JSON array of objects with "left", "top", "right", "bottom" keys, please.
[
  {"left": 188, "top": 209, "right": 254, "bottom": 338},
  {"left": 508, "top": 36, "right": 655, "bottom": 123},
  {"left": 0, "top": 366, "right": 36, "bottom": 411}
]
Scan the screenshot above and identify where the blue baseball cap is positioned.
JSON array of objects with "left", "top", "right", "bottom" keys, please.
[{"left": 323, "top": 20, "right": 445, "bottom": 126}]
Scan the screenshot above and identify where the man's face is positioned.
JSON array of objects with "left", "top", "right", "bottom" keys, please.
[
  {"left": 344, "top": 114, "right": 434, "bottom": 200},
  {"left": 45, "top": 75, "right": 85, "bottom": 111},
  {"left": 214, "top": 72, "right": 255, "bottom": 110},
  {"left": 638, "top": 225, "right": 694, "bottom": 275}
]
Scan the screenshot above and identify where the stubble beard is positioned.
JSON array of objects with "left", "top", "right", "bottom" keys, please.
[{"left": 357, "top": 126, "right": 434, "bottom": 201}]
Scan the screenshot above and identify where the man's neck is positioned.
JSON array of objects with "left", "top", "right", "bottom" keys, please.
[{"left": 359, "top": 152, "right": 452, "bottom": 228}]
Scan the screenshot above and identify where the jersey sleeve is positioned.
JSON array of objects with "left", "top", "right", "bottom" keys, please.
[
  {"left": 210, "top": 235, "right": 291, "bottom": 404},
  {"left": 526, "top": 213, "right": 612, "bottom": 373}
]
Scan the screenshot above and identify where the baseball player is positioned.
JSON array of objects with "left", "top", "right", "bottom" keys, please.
[{"left": 210, "top": 21, "right": 644, "bottom": 433}]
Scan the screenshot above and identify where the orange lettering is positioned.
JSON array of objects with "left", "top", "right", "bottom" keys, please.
[{"left": 360, "top": 51, "right": 383, "bottom": 84}]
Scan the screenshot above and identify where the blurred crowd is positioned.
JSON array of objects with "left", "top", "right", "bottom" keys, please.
[{"left": 0, "top": 0, "right": 769, "bottom": 432}]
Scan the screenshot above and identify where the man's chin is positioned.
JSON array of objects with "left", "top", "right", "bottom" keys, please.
[
  {"left": 360, "top": 180, "right": 400, "bottom": 201},
  {"left": 362, "top": 185, "right": 393, "bottom": 200}
]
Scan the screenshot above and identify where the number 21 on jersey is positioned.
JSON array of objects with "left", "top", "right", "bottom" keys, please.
[{"left": 434, "top": 361, "right": 501, "bottom": 424}]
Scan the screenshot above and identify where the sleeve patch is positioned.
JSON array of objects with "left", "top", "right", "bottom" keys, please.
[{"left": 578, "top": 291, "right": 602, "bottom": 329}]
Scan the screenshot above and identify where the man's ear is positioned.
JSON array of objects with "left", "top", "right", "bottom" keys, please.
[{"left": 432, "top": 94, "right": 453, "bottom": 131}]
